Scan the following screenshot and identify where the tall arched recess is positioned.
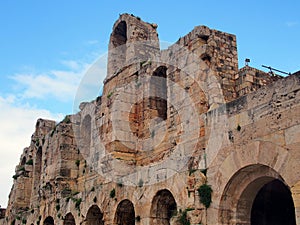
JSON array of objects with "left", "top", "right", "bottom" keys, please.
[
  {"left": 114, "top": 199, "right": 135, "bottom": 225},
  {"left": 150, "top": 189, "right": 177, "bottom": 225},
  {"left": 63, "top": 213, "right": 75, "bottom": 225},
  {"left": 150, "top": 66, "right": 168, "bottom": 120},
  {"left": 86, "top": 205, "right": 104, "bottom": 225},
  {"left": 111, "top": 21, "right": 127, "bottom": 48},
  {"left": 218, "top": 164, "right": 296, "bottom": 225},
  {"left": 108, "top": 20, "right": 127, "bottom": 76}
]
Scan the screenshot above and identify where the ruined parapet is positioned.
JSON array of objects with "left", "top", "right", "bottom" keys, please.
[
  {"left": 172, "top": 25, "right": 239, "bottom": 102},
  {"left": 3, "top": 118, "right": 85, "bottom": 223},
  {"left": 103, "top": 22, "right": 239, "bottom": 166},
  {"left": 5, "top": 119, "right": 55, "bottom": 221},
  {"left": 106, "top": 14, "right": 159, "bottom": 87},
  {"left": 236, "top": 66, "right": 283, "bottom": 97}
]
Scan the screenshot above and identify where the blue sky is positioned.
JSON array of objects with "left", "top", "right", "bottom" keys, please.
[{"left": 0, "top": 0, "right": 299, "bottom": 207}]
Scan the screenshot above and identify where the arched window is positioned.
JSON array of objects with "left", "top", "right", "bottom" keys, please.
[
  {"left": 86, "top": 205, "right": 104, "bottom": 225},
  {"left": 108, "top": 21, "right": 128, "bottom": 76},
  {"left": 150, "top": 189, "right": 177, "bottom": 225},
  {"left": 21, "top": 156, "right": 26, "bottom": 166},
  {"left": 63, "top": 213, "right": 75, "bottom": 225},
  {"left": 251, "top": 179, "right": 296, "bottom": 225},
  {"left": 115, "top": 199, "right": 135, "bottom": 225},
  {"left": 112, "top": 21, "right": 127, "bottom": 48},
  {"left": 219, "top": 165, "right": 296, "bottom": 225},
  {"left": 150, "top": 66, "right": 168, "bottom": 120}
]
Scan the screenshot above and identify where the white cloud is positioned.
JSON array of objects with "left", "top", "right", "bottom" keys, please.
[
  {"left": 74, "top": 54, "right": 107, "bottom": 108},
  {"left": 10, "top": 55, "right": 108, "bottom": 104},
  {"left": 60, "top": 60, "right": 82, "bottom": 70},
  {"left": 0, "top": 96, "right": 63, "bottom": 207},
  {"left": 286, "top": 21, "right": 299, "bottom": 27},
  {"left": 11, "top": 63, "right": 89, "bottom": 102},
  {"left": 85, "top": 40, "right": 99, "bottom": 45},
  {"left": 0, "top": 54, "right": 108, "bottom": 207}
]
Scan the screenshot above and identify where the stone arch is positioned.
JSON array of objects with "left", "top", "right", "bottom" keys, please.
[
  {"left": 130, "top": 65, "right": 168, "bottom": 142},
  {"left": 150, "top": 189, "right": 177, "bottom": 225},
  {"left": 150, "top": 66, "right": 168, "bottom": 120},
  {"left": 251, "top": 179, "right": 296, "bottom": 225},
  {"left": 63, "top": 212, "right": 75, "bottom": 225},
  {"left": 43, "top": 216, "right": 54, "bottom": 225},
  {"left": 86, "top": 205, "right": 104, "bottom": 225},
  {"left": 114, "top": 199, "right": 135, "bottom": 225},
  {"left": 111, "top": 21, "right": 127, "bottom": 48},
  {"left": 107, "top": 20, "right": 128, "bottom": 77},
  {"left": 219, "top": 164, "right": 296, "bottom": 225}
]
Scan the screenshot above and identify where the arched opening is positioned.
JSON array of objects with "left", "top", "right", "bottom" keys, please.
[
  {"left": 81, "top": 115, "right": 92, "bottom": 156},
  {"left": 150, "top": 189, "right": 177, "bottom": 225},
  {"left": 131, "top": 66, "right": 168, "bottom": 141},
  {"left": 114, "top": 199, "right": 135, "bottom": 225},
  {"left": 21, "top": 156, "right": 26, "bottom": 166},
  {"left": 112, "top": 21, "right": 127, "bottom": 48},
  {"left": 108, "top": 20, "right": 127, "bottom": 76},
  {"left": 63, "top": 213, "right": 75, "bottom": 225},
  {"left": 43, "top": 216, "right": 54, "bottom": 225},
  {"left": 150, "top": 66, "right": 168, "bottom": 120},
  {"left": 86, "top": 205, "right": 104, "bottom": 225},
  {"left": 251, "top": 179, "right": 296, "bottom": 225},
  {"left": 200, "top": 53, "right": 211, "bottom": 66},
  {"left": 219, "top": 164, "right": 296, "bottom": 225}
]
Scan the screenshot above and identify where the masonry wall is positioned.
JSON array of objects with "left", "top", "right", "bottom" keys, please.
[{"left": 2, "top": 14, "right": 299, "bottom": 225}]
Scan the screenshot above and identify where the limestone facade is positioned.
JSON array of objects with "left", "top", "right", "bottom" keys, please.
[{"left": 1, "top": 14, "right": 300, "bottom": 225}]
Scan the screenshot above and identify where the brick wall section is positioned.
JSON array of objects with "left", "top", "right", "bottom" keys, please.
[{"left": 236, "top": 65, "right": 283, "bottom": 97}]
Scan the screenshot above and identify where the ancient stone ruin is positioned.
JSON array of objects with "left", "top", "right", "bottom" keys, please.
[{"left": 2, "top": 13, "right": 300, "bottom": 225}]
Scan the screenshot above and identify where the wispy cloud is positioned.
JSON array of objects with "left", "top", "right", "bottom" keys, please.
[
  {"left": 10, "top": 55, "right": 108, "bottom": 104},
  {"left": 10, "top": 61, "right": 92, "bottom": 102},
  {"left": 60, "top": 60, "right": 83, "bottom": 70},
  {"left": 0, "top": 96, "right": 63, "bottom": 206},
  {"left": 73, "top": 54, "right": 107, "bottom": 108},
  {"left": 85, "top": 40, "right": 99, "bottom": 45},
  {"left": 0, "top": 54, "right": 108, "bottom": 206},
  {"left": 286, "top": 21, "right": 299, "bottom": 27}
]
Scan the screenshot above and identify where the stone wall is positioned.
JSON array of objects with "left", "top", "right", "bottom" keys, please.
[
  {"left": 2, "top": 14, "right": 299, "bottom": 225},
  {"left": 207, "top": 73, "right": 300, "bottom": 224},
  {"left": 236, "top": 65, "right": 282, "bottom": 97}
]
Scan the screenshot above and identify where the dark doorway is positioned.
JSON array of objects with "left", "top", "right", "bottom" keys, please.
[
  {"left": 150, "top": 66, "right": 168, "bottom": 121},
  {"left": 112, "top": 21, "right": 127, "bottom": 48},
  {"left": 86, "top": 205, "right": 104, "bottom": 225},
  {"left": 251, "top": 179, "right": 296, "bottom": 225},
  {"left": 43, "top": 216, "right": 54, "bottom": 225},
  {"left": 150, "top": 189, "right": 177, "bottom": 225},
  {"left": 63, "top": 213, "right": 75, "bottom": 225},
  {"left": 115, "top": 199, "right": 135, "bottom": 225}
]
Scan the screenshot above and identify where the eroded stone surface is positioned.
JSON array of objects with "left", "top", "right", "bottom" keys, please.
[{"left": 2, "top": 13, "right": 300, "bottom": 225}]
